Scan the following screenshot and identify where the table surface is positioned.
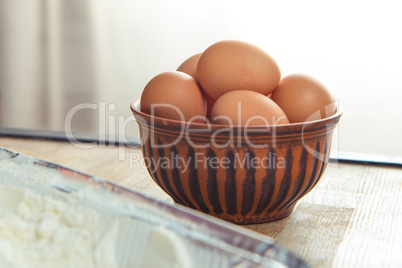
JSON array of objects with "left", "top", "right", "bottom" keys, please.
[{"left": 1, "top": 136, "right": 401, "bottom": 268}]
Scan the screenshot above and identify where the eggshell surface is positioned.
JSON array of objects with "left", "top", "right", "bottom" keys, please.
[
  {"left": 197, "top": 40, "right": 281, "bottom": 100},
  {"left": 204, "top": 93, "right": 216, "bottom": 118},
  {"left": 211, "top": 90, "right": 289, "bottom": 126},
  {"left": 176, "top": 53, "right": 202, "bottom": 82},
  {"left": 176, "top": 53, "right": 215, "bottom": 117},
  {"left": 140, "top": 71, "right": 206, "bottom": 122},
  {"left": 271, "top": 74, "right": 336, "bottom": 123}
]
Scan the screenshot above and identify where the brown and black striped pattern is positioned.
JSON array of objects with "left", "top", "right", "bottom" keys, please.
[{"left": 141, "top": 132, "right": 334, "bottom": 224}]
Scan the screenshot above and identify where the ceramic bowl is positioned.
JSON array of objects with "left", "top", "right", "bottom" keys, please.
[{"left": 131, "top": 99, "right": 342, "bottom": 224}]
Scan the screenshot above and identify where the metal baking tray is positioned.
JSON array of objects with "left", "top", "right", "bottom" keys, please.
[{"left": 0, "top": 148, "right": 308, "bottom": 268}]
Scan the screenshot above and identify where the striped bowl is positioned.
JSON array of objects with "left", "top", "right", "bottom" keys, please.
[{"left": 131, "top": 100, "right": 342, "bottom": 224}]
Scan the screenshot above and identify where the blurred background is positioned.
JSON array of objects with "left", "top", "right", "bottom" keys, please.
[{"left": 0, "top": 0, "right": 401, "bottom": 158}]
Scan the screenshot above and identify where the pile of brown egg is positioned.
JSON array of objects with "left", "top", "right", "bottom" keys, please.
[{"left": 140, "top": 40, "right": 336, "bottom": 126}]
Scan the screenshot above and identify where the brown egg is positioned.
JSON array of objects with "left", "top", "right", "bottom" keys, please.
[
  {"left": 140, "top": 71, "right": 206, "bottom": 122},
  {"left": 271, "top": 74, "right": 336, "bottom": 123},
  {"left": 176, "top": 53, "right": 202, "bottom": 82},
  {"left": 211, "top": 90, "right": 289, "bottom": 126},
  {"left": 197, "top": 40, "right": 281, "bottom": 100}
]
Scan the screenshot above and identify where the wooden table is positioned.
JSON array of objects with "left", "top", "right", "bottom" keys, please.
[{"left": 1, "top": 136, "right": 401, "bottom": 267}]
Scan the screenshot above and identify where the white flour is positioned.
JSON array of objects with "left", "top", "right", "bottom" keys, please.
[
  {"left": 0, "top": 186, "right": 117, "bottom": 268},
  {"left": 0, "top": 158, "right": 191, "bottom": 268}
]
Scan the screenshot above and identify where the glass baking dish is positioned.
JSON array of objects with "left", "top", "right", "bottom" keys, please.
[{"left": 0, "top": 148, "right": 308, "bottom": 268}]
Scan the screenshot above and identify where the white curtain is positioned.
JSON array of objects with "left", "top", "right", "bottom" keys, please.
[
  {"left": 0, "top": 0, "right": 98, "bottom": 133},
  {"left": 0, "top": 0, "right": 226, "bottom": 141}
]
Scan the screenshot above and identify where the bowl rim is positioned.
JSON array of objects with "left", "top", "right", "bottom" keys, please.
[{"left": 130, "top": 99, "right": 343, "bottom": 131}]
